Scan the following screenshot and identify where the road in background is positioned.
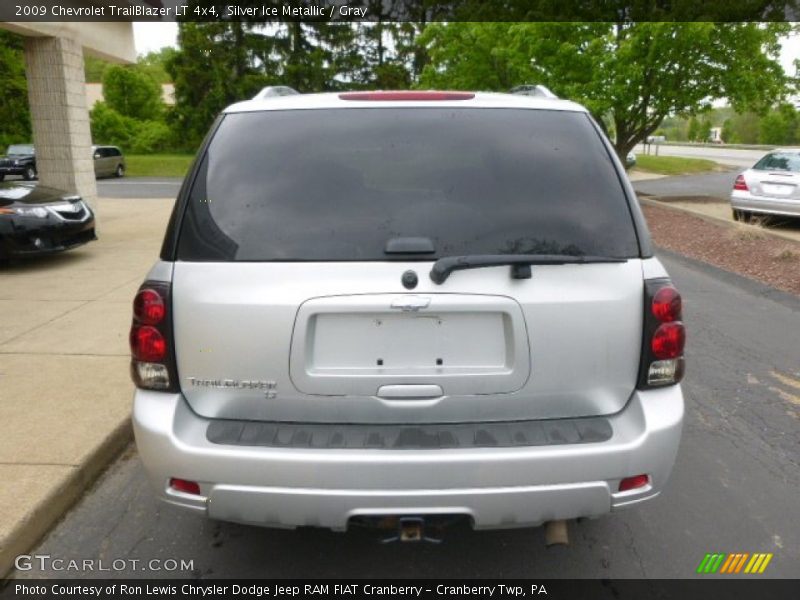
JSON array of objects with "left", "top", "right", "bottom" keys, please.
[
  {"left": 13, "top": 252, "right": 800, "bottom": 579},
  {"left": 97, "top": 178, "right": 182, "bottom": 199},
  {"left": 633, "top": 171, "right": 738, "bottom": 198},
  {"left": 636, "top": 144, "right": 769, "bottom": 168}
]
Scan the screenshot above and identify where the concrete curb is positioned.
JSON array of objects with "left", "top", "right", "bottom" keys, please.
[
  {"left": 638, "top": 196, "right": 800, "bottom": 245},
  {"left": 0, "top": 418, "right": 132, "bottom": 578}
]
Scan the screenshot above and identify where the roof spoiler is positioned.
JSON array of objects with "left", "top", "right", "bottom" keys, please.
[
  {"left": 252, "top": 86, "right": 300, "bottom": 100},
  {"left": 509, "top": 85, "right": 558, "bottom": 99}
]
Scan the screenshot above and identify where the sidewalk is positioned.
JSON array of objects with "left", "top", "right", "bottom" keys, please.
[{"left": 0, "top": 196, "right": 174, "bottom": 577}]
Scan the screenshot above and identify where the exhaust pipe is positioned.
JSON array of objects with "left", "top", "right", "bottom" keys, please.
[{"left": 544, "top": 520, "right": 569, "bottom": 546}]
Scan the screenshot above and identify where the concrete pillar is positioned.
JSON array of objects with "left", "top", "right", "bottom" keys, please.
[{"left": 23, "top": 36, "right": 97, "bottom": 209}]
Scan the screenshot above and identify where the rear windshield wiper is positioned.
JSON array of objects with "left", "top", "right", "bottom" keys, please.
[{"left": 430, "top": 254, "right": 628, "bottom": 284}]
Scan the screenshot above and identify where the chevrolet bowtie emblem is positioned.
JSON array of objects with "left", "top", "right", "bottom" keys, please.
[{"left": 390, "top": 296, "right": 431, "bottom": 312}]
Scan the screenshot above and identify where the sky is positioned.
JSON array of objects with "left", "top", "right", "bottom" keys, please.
[{"left": 133, "top": 22, "right": 800, "bottom": 75}]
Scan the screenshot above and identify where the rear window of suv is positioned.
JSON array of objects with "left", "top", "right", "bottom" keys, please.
[{"left": 176, "top": 108, "right": 640, "bottom": 261}]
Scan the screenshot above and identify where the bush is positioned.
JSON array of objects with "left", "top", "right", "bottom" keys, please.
[
  {"left": 91, "top": 102, "right": 180, "bottom": 155},
  {"left": 128, "top": 120, "right": 172, "bottom": 154},
  {"left": 90, "top": 102, "right": 138, "bottom": 149},
  {"left": 102, "top": 65, "right": 163, "bottom": 121}
]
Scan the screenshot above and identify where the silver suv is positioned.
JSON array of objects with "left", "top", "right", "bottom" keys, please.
[{"left": 131, "top": 90, "right": 685, "bottom": 536}]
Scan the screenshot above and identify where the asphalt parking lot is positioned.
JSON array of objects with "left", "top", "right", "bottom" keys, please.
[
  {"left": 8, "top": 240, "right": 800, "bottom": 578},
  {"left": 96, "top": 178, "right": 182, "bottom": 199}
]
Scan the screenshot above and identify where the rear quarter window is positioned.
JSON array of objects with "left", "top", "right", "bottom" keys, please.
[
  {"left": 753, "top": 153, "right": 800, "bottom": 172},
  {"left": 176, "top": 108, "right": 640, "bottom": 261}
]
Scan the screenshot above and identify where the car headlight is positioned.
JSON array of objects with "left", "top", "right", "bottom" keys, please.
[{"left": 9, "top": 206, "right": 49, "bottom": 218}]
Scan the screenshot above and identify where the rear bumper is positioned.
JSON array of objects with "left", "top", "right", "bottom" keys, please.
[
  {"left": 731, "top": 191, "right": 800, "bottom": 217},
  {"left": 133, "top": 386, "right": 683, "bottom": 530},
  {"left": 0, "top": 167, "right": 26, "bottom": 176},
  {"left": 1, "top": 220, "right": 95, "bottom": 257}
]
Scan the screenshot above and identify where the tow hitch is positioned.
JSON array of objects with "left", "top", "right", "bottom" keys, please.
[{"left": 381, "top": 517, "right": 443, "bottom": 544}]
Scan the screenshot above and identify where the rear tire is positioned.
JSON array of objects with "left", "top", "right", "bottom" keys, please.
[
  {"left": 0, "top": 174, "right": 4, "bottom": 181},
  {"left": 23, "top": 166, "right": 36, "bottom": 181},
  {"left": 115, "top": 164, "right": 124, "bottom": 178},
  {"left": 733, "top": 209, "right": 752, "bottom": 223}
]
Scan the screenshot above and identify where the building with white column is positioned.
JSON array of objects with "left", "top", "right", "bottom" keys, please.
[{"left": 1, "top": 14, "right": 141, "bottom": 208}]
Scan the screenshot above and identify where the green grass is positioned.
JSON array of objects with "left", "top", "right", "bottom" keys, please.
[
  {"left": 124, "top": 154, "right": 194, "bottom": 178},
  {"left": 124, "top": 152, "right": 717, "bottom": 179},
  {"left": 634, "top": 154, "right": 718, "bottom": 176}
]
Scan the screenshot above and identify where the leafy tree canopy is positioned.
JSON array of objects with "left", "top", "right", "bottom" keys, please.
[
  {"left": 419, "top": 22, "right": 794, "bottom": 157},
  {"left": 0, "top": 31, "right": 31, "bottom": 151},
  {"left": 84, "top": 54, "right": 110, "bottom": 83},
  {"left": 138, "top": 48, "right": 177, "bottom": 84},
  {"left": 102, "top": 65, "right": 164, "bottom": 121}
]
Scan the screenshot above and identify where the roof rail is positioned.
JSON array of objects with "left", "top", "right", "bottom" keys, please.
[
  {"left": 252, "top": 86, "right": 300, "bottom": 100},
  {"left": 509, "top": 85, "right": 558, "bottom": 99}
]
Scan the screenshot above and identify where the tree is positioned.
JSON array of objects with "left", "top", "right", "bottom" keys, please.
[
  {"left": 721, "top": 118, "right": 737, "bottom": 144},
  {"left": 84, "top": 54, "right": 110, "bottom": 83},
  {"left": 721, "top": 111, "right": 761, "bottom": 144},
  {"left": 759, "top": 103, "right": 799, "bottom": 145},
  {"left": 686, "top": 117, "right": 700, "bottom": 142},
  {"left": 699, "top": 118, "right": 713, "bottom": 143},
  {"left": 102, "top": 65, "right": 164, "bottom": 121},
  {"left": 419, "top": 22, "right": 793, "bottom": 159},
  {"left": 167, "top": 22, "right": 276, "bottom": 150},
  {"left": 90, "top": 101, "right": 138, "bottom": 148},
  {"left": 138, "top": 48, "right": 177, "bottom": 84},
  {"left": 0, "top": 31, "right": 31, "bottom": 150},
  {"left": 166, "top": 20, "right": 408, "bottom": 149}
]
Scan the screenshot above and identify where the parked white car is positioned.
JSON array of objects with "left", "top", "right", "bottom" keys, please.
[{"left": 731, "top": 150, "right": 800, "bottom": 221}]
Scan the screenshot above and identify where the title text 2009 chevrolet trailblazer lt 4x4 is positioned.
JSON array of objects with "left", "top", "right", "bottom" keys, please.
[{"left": 131, "top": 88, "right": 685, "bottom": 539}]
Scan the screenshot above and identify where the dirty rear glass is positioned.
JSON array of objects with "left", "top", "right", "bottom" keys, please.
[
  {"left": 176, "top": 108, "right": 640, "bottom": 261},
  {"left": 753, "top": 152, "right": 800, "bottom": 172}
]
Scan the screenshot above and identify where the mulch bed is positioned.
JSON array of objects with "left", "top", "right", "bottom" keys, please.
[{"left": 641, "top": 203, "right": 800, "bottom": 296}]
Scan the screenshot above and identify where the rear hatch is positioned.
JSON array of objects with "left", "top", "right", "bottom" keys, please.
[{"left": 171, "top": 103, "right": 644, "bottom": 423}]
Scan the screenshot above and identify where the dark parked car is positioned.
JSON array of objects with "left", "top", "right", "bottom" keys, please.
[
  {"left": 0, "top": 144, "right": 126, "bottom": 181},
  {"left": 0, "top": 181, "right": 96, "bottom": 260},
  {"left": 0, "top": 144, "right": 37, "bottom": 181}
]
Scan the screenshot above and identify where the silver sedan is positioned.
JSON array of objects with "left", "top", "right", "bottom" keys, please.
[{"left": 731, "top": 150, "right": 800, "bottom": 221}]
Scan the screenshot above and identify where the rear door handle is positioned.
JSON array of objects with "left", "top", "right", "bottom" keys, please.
[{"left": 377, "top": 384, "right": 443, "bottom": 400}]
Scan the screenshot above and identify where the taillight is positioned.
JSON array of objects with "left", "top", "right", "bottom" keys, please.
[
  {"left": 129, "top": 281, "right": 178, "bottom": 392},
  {"left": 652, "top": 323, "right": 685, "bottom": 359},
  {"left": 130, "top": 326, "right": 166, "bottom": 362},
  {"left": 133, "top": 289, "right": 165, "bottom": 325},
  {"left": 169, "top": 478, "right": 201, "bottom": 495},
  {"left": 638, "top": 279, "right": 686, "bottom": 388},
  {"left": 651, "top": 286, "right": 681, "bottom": 322},
  {"left": 733, "top": 174, "right": 748, "bottom": 191},
  {"left": 619, "top": 474, "right": 650, "bottom": 492}
]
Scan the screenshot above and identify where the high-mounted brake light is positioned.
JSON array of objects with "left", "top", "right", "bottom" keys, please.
[
  {"left": 129, "top": 281, "right": 178, "bottom": 392},
  {"left": 733, "top": 174, "right": 748, "bottom": 191},
  {"left": 338, "top": 91, "right": 475, "bottom": 101},
  {"left": 638, "top": 279, "right": 686, "bottom": 389}
]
